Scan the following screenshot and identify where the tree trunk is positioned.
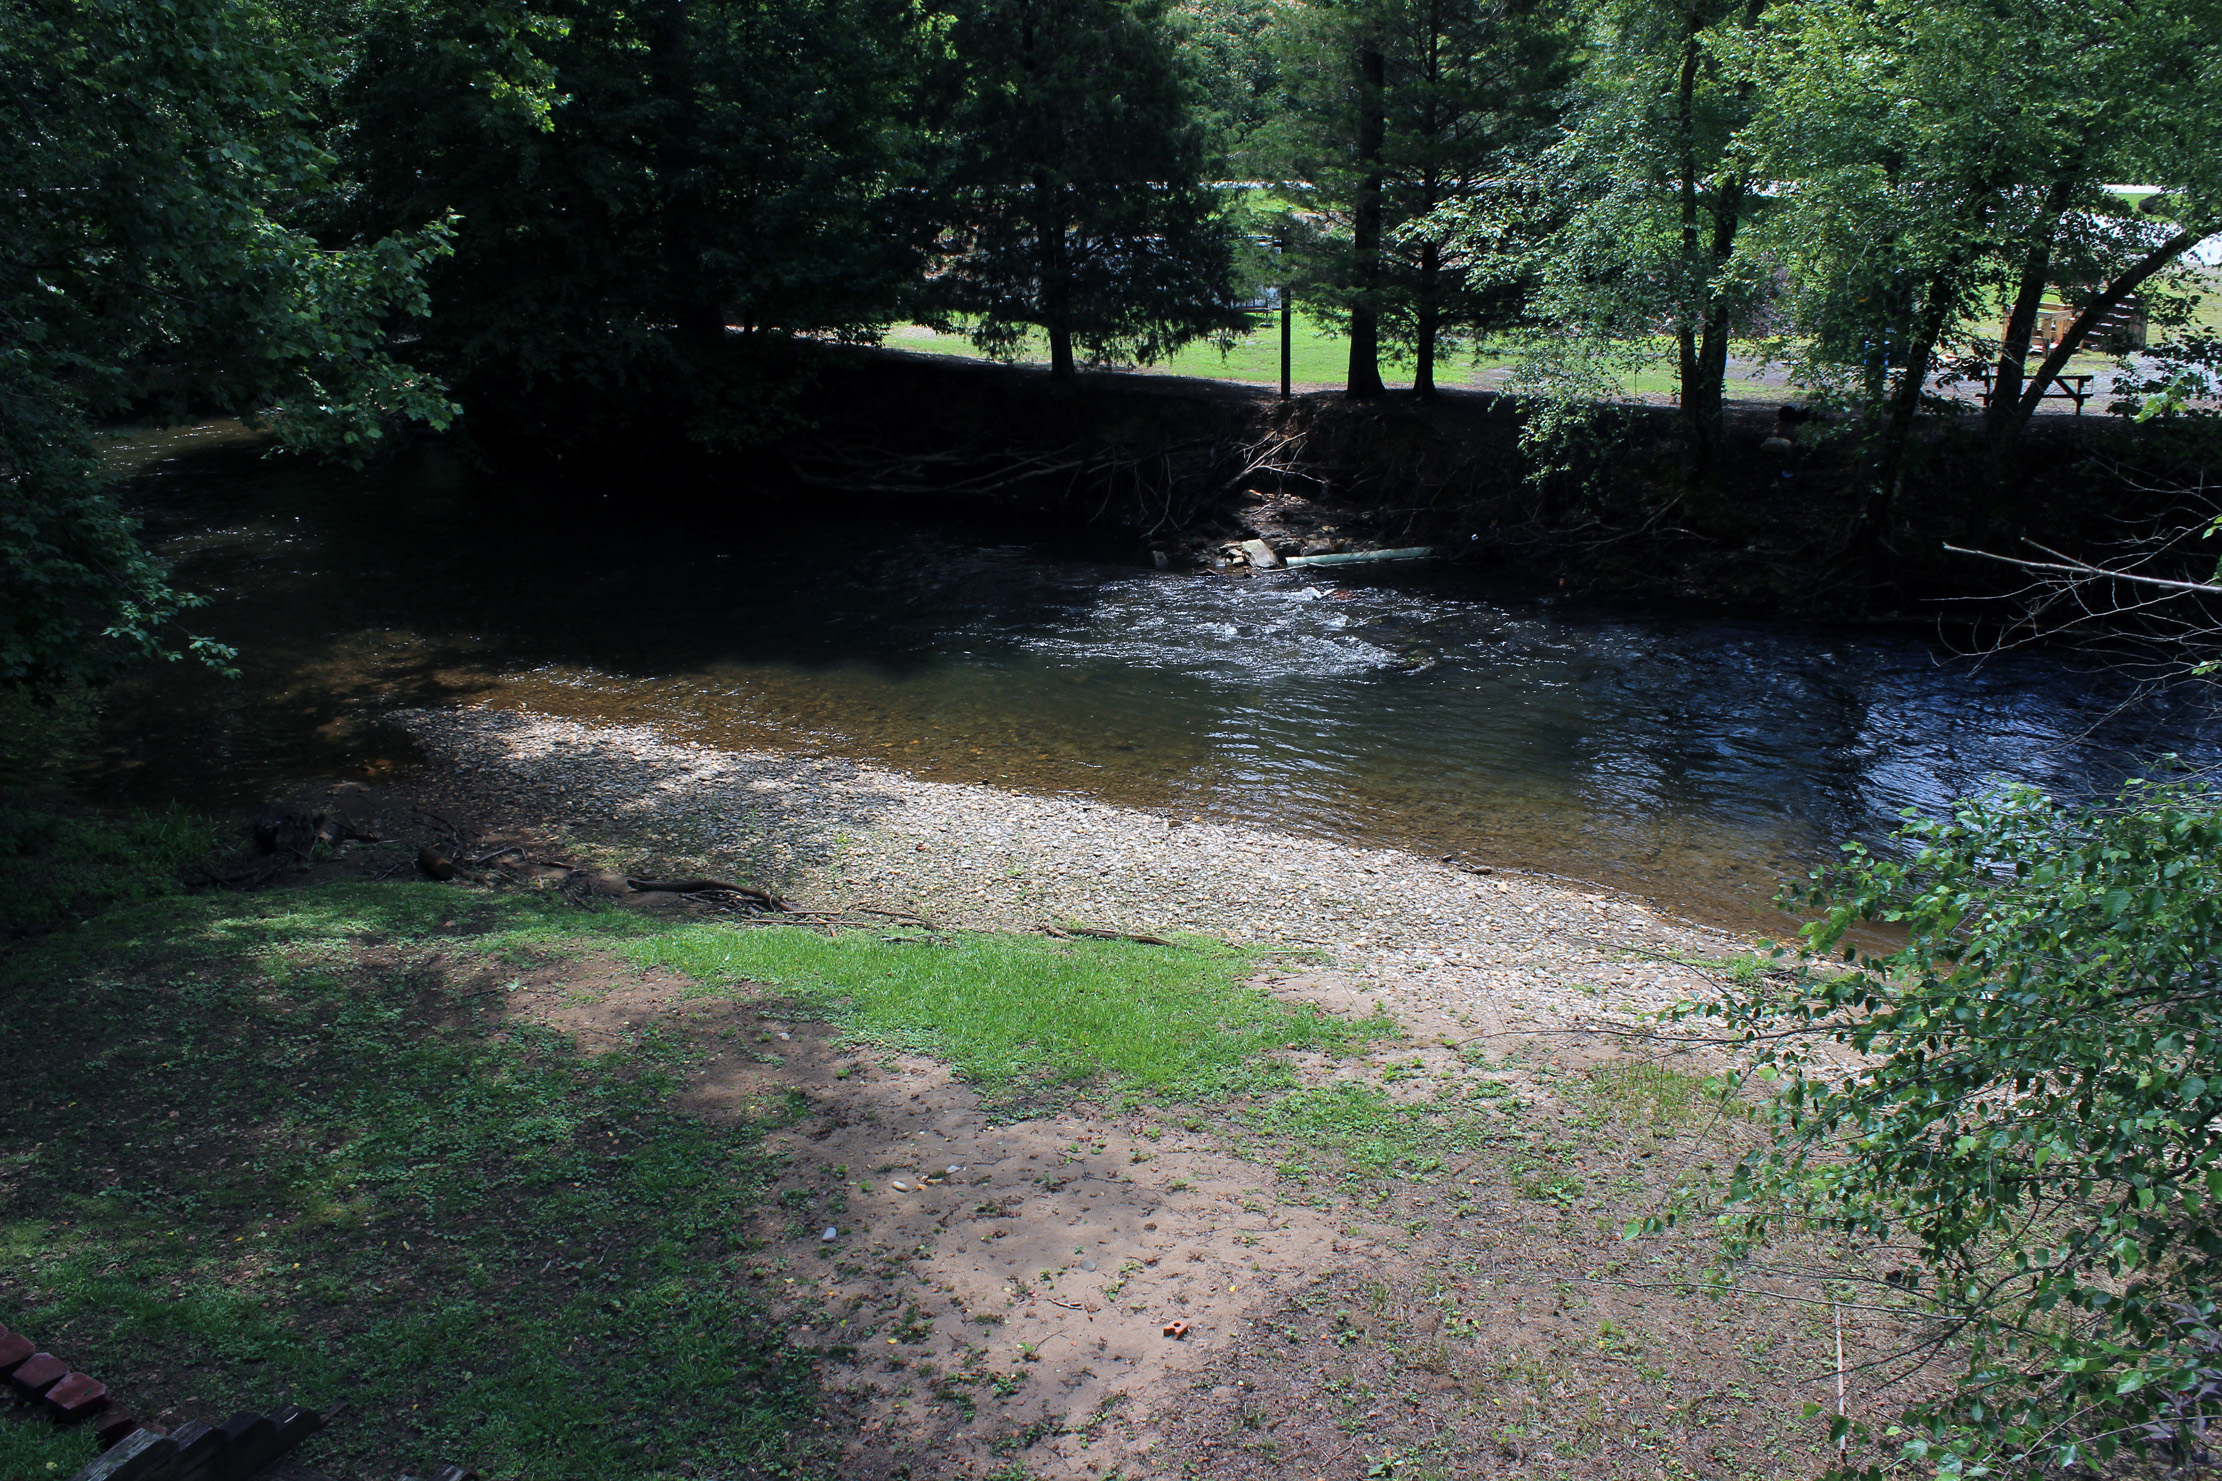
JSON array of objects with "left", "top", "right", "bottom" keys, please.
[
  {"left": 1414, "top": 239, "right": 1439, "bottom": 399},
  {"left": 1672, "top": 9, "right": 1707, "bottom": 476},
  {"left": 1865, "top": 272, "right": 1959, "bottom": 530},
  {"left": 1019, "top": 0, "right": 1074, "bottom": 382},
  {"left": 1983, "top": 173, "right": 2078, "bottom": 487},
  {"left": 1987, "top": 225, "right": 2204, "bottom": 488},
  {"left": 1411, "top": 0, "right": 1442, "bottom": 401},
  {"left": 1684, "top": 172, "right": 1746, "bottom": 477},
  {"left": 647, "top": 0, "right": 719, "bottom": 345},
  {"left": 1346, "top": 42, "right": 1387, "bottom": 400},
  {"left": 1036, "top": 170, "right": 1075, "bottom": 381}
]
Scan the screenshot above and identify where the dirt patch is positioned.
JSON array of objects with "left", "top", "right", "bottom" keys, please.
[
  {"left": 492, "top": 955, "right": 1938, "bottom": 1481},
  {"left": 157, "top": 769, "right": 1923, "bottom": 1479}
]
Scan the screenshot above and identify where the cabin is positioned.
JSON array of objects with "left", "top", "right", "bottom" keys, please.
[{"left": 2029, "top": 293, "right": 2147, "bottom": 353}]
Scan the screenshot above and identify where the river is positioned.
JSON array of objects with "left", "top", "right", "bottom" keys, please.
[{"left": 80, "top": 426, "right": 2220, "bottom": 928}]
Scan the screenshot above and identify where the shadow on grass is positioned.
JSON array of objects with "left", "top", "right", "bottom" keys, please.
[
  {"left": 0, "top": 883, "right": 816, "bottom": 1480},
  {"left": 0, "top": 879, "right": 1392, "bottom": 1478}
]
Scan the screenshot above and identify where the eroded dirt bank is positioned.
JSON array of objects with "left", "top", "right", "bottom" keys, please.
[{"left": 761, "top": 347, "right": 2195, "bottom": 620}]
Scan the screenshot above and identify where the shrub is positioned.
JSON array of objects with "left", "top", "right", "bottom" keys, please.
[{"left": 1691, "top": 780, "right": 2222, "bottom": 1476}]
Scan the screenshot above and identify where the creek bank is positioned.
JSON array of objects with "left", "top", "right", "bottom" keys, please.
[
  {"left": 771, "top": 347, "right": 2210, "bottom": 620},
  {"left": 231, "top": 708, "right": 1903, "bottom": 1480},
  {"left": 381, "top": 704, "right": 1748, "bottom": 1037}
]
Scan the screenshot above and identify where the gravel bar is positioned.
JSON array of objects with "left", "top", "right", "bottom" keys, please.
[{"left": 396, "top": 706, "right": 1749, "bottom": 1029}]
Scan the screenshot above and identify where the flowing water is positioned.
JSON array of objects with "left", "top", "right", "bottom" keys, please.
[{"left": 78, "top": 428, "right": 2221, "bottom": 927}]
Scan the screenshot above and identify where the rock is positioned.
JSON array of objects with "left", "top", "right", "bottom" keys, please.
[
  {"left": 1238, "top": 539, "right": 1284, "bottom": 570},
  {"left": 821, "top": 1226, "right": 839, "bottom": 1241},
  {"left": 1760, "top": 435, "right": 1793, "bottom": 454}
]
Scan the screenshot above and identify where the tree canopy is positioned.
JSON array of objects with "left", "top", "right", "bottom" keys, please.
[
  {"left": 1, "top": 0, "right": 455, "bottom": 694},
  {"left": 9, "top": 0, "right": 2222, "bottom": 687}
]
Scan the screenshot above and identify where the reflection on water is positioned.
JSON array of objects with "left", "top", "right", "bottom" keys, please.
[{"left": 85, "top": 433, "right": 2220, "bottom": 927}]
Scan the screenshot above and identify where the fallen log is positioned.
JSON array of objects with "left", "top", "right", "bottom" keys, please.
[
  {"left": 625, "top": 877, "right": 789, "bottom": 911},
  {"left": 1064, "top": 926, "right": 1175, "bottom": 946}
]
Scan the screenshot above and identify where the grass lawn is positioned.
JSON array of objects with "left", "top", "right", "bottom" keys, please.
[
  {"left": 878, "top": 322, "right": 1790, "bottom": 400},
  {"left": 880, "top": 318, "right": 1412, "bottom": 388},
  {"left": 0, "top": 800, "right": 1929, "bottom": 1481},
  {"left": 0, "top": 853, "right": 1361, "bottom": 1479}
]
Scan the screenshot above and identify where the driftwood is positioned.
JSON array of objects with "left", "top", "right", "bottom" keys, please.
[
  {"left": 1039, "top": 924, "right": 1175, "bottom": 947},
  {"left": 624, "top": 877, "right": 790, "bottom": 911}
]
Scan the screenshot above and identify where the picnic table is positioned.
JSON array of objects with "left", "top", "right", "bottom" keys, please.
[
  {"left": 1972, "top": 366, "right": 2096, "bottom": 414},
  {"left": 1982, "top": 366, "right": 2097, "bottom": 417}
]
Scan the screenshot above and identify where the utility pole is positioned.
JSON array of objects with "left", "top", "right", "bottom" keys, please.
[
  {"left": 1280, "top": 284, "right": 1292, "bottom": 401},
  {"left": 1277, "top": 227, "right": 1292, "bottom": 401}
]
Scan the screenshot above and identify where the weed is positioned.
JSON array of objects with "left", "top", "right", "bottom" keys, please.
[
  {"left": 1583, "top": 1059, "right": 1721, "bottom": 1129},
  {"left": 1242, "top": 1081, "right": 1493, "bottom": 1175}
]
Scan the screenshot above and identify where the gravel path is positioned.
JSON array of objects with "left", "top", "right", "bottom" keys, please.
[{"left": 396, "top": 705, "right": 1749, "bottom": 1030}]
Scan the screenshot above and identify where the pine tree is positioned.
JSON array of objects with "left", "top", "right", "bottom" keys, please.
[
  {"left": 1377, "top": 0, "right": 1571, "bottom": 397},
  {"left": 929, "top": 0, "right": 1244, "bottom": 379},
  {"left": 333, "top": 0, "right": 940, "bottom": 451},
  {"left": 1270, "top": 0, "right": 1566, "bottom": 399}
]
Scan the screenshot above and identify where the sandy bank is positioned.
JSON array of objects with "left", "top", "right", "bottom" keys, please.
[{"left": 396, "top": 705, "right": 1746, "bottom": 1033}]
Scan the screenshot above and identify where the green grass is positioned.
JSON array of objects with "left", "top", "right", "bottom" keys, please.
[
  {"left": 1, "top": 883, "right": 818, "bottom": 1480},
  {"left": 1240, "top": 1080, "right": 1504, "bottom": 1181},
  {"left": 0, "top": 864, "right": 1392, "bottom": 1477},
  {"left": 880, "top": 318, "right": 1394, "bottom": 387},
  {"left": 0, "top": 1417, "right": 98, "bottom": 1477},
  {"left": 1580, "top": 1059, "right": 1720, "bottom": 1130},
  {"left": 625, "top": 923, "right": 1388, "bottom": 1101},
  {"left": 0, "top": 800, "right": 225, "bottom": 935},
  {"left": 877, "top": 321, "right": 1792, "bottom": 399}
]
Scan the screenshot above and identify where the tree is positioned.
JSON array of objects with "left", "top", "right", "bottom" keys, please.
[
  {"left": 1492, "top": 0, "right": 1771, "bottom": 478},
  {"left": 1375, "top": 0, "right": 1570, "bottom": 398},
  {"left": 1, "top": 0, "right": 455, "bottom": 696},
  {"left": 1173, "top": 0, "right": 1283, "bottom": 171},
  {"left": 928, "top": 0, "right": 1245, "bottom": 381},
  {"left": 1748, "top": 0, "right": 2222, "bottom": 523},
  {"left": 329, "top": 0, "right": 941, "bottom": 452},
  {"left": 1267, "top": 0, "right": 1391, "bottom": 398}
]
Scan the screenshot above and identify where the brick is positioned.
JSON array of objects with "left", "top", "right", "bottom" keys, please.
[
  {"left": 10, "top": 1351, "right": 66, "bottom": 1395},
  {"left": 0, "top": 1331, "right": 33, "bottom": 1373},
  {"left": 94, "top": 1410, "right": 141, "bottom": 1450},
  {"left": 44, "top": 1371, "right": 108, "bottom": 1418},
  {"left": 66, "top": 1427, "right": 176, "bottom": 1481}
]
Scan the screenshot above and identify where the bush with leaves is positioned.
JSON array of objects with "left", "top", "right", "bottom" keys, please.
[
  {"left": 1687, "top": 780, "right": 2222, "bottom": 1476},
  {"left": 2, "top": 0, "right": 455, "bottom": 696}
]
